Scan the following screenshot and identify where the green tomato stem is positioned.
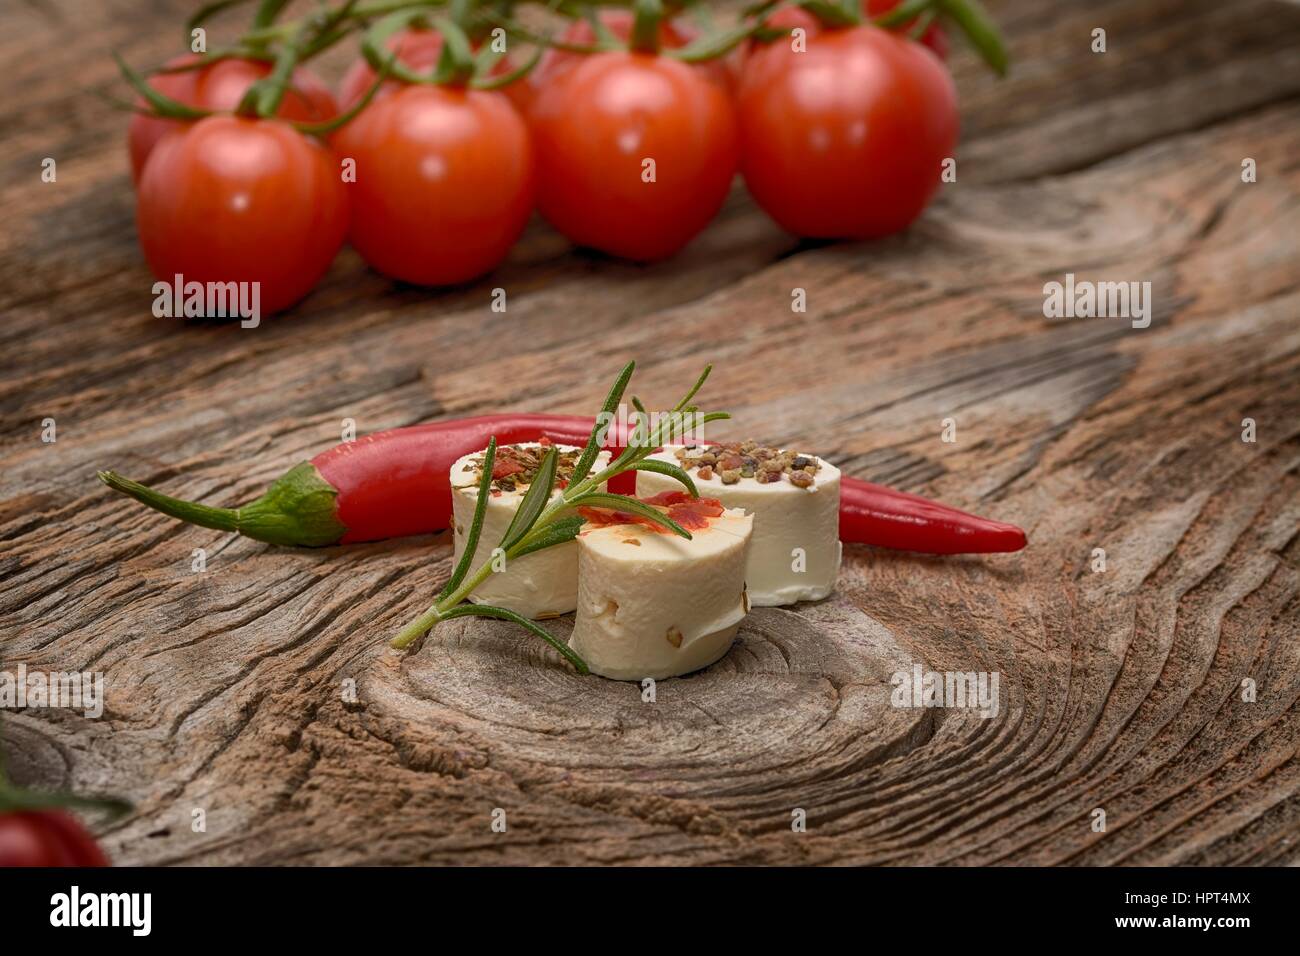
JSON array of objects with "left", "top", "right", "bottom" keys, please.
[{"left": 629, "top": 0, "right": 665, "bottom": 53}]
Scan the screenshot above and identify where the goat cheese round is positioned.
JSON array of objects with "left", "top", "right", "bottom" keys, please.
[
  {"left": 568, "top": 508, "right": 753, "bottom": 680},
  {"left": 450, "top": 443, "right": 609, "bottom": 620},
  {"left": 636, "top": 445, "right": 841, "bottom": 606}
]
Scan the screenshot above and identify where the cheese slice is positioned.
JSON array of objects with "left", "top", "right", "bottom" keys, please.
[
  {"left": 450, "top": 443, "right": 609, "bottom": 620},
  {"left": 568, "top": 509, "right": 753, "bottom": 680},
  {"left": 636, "top": 446, "right": 841, "bottom": 606}
]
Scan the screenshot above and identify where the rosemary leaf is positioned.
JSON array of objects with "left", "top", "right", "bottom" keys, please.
[
  {"left": 439, "top": 438, "right": 496, "bottom": 601},
  {"left": 499, "top": 445, "right": 557, "bottom": 551},
  {"left": 672, "top": 363, "right": 713, "bottom": 412},
  {"left": 573, "top": 360, "right": 635, "bottom": 483},
  {"left": 513, "top": 515, "right": 586, "bottom": 558},
  {"left": 567, "top": 492, "right": 692, "bottom": 539},
  {"left": 438, "top": 603, "right": 589, "bottom": 673},
  {"left": 629, "top": 459, "right": 699, "bottom": 497}
]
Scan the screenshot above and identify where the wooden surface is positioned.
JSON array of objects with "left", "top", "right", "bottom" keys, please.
[{"left": 2, "top": 0, "right": 1298, "bottom": 866}]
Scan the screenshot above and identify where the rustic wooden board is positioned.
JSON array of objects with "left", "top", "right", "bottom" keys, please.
[{"left": 1, "top": 0, "right": 1298, "bottom": 865}]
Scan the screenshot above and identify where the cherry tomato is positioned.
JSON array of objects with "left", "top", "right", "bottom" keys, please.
[
  {"left": 528, "top": 51, "right": 739, "bottom": 261},
  {"left": 332, "top": 85, "right": 534, "bottom": 285},
  {"left": 128, "top": 56, "right": 336, "bottom": 183},
  {"left": 737, "top": 23, "right": 957, "bottom": 239},
  {"left": 865, "top": 0, "right": 950, "bottom": 59},
  {"left": 137, "top": 116, "right": 349, "bottom": 316},
  {"left": 0, "top": 810, "right": 109, "bottom": 866},
  {"left": 744, "top": 4, "right": 946, "bottom": 85}
]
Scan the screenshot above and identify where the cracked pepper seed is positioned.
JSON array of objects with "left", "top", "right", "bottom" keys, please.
[{"left": 674, "top": 441, "right": 821, "bottom": 489}]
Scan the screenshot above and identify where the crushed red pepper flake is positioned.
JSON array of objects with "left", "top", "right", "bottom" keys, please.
[
  {"left": 467, "top": 443, "right": 583, "bottom": 494},
  {"left": 579, "top": 491, "right": 727, "bottom": 534}
]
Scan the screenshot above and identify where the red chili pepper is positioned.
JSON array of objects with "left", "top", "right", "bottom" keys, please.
[
  {"left": 99, "top": 414, "right": 606, "bottom": 545},
  {"left": 839, "top": 481, "right": 1026, "bottom": 553},
  {"left": 0, "top": 810, "right": 110, "bottom": 867},
  {"left": 98, "top": 414, "right": 1026, "bottom": 553}
]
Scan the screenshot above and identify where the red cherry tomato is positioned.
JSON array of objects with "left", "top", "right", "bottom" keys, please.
[
  {"left": 127, "top": 56, "right": 336, "bottom": 183},
  {"left": 744, "top": 4, "right": 946, "bottom": 82},
  {"left": 331, "top": 85, "right": 535, "bottom": 285},
  {"left": 136, "top": 116, "right": 349, "bottom": 316},
  {"left": 737, "top": 24, "right": 957, "bottom": 239},
  {"left": 0, "top": 810, "right": 109, "bottom": 867},
  {"left": 528, "top": 51, "right": 739, "bottom": 261},
  {"left": 865, "top": 0, "right": 950, "bottom": 59}
]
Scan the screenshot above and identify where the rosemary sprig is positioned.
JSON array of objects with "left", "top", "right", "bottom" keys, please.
[{"left": 390, "top": 361, "right": 730, "bottom": 664}]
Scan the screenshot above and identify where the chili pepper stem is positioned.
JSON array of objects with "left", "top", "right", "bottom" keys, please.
[
  {"left": 98, "top": 464, "right": 347, "bottom": 547},
  {"left": 99, "top": 470, "right": 242, "bottom": 534}
]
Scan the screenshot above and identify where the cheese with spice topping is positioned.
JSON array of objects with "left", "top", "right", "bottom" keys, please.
[
  {"left": 636, "top": 444, "right": 841, "bottom": 606},
  {"left": 449, "top": 443, "right": 609, "bottom": 620},
  {"left": 568, "top": 506, "right": 752, "bottom": 680}
]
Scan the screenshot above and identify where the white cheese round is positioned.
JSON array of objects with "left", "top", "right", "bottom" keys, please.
[
  {"left": 636, "top": 446, "right": 841, "bottom": 607},
  {"left": 568, "top": 509, "right": 753, "bottom": 680},
  {"left": 450, "top": 444, "right": 609, "bottom": 620}
]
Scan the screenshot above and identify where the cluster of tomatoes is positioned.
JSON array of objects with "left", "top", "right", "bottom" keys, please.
[{"left": 129, "top": 1, "right": 976, "bottom": 316}]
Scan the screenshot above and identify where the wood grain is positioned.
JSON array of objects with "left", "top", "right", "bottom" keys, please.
[{"left": 0, "top": 0, "right": 1297, "bottom": 866}]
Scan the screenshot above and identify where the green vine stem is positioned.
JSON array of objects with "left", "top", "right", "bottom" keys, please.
[
  {"left": 236, "top": 19, "right": 310, "bottom": 116},
  {"left": 629, "top": 0, "right": 665, "bottom": 53},
  {"left": 121, "top": 0, "right": 1008, "bottom": 126}
]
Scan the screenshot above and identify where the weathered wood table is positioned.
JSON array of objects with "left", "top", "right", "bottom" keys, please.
[{"left": 2, "top": 0, "right": 1297, "bottom": 865}]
